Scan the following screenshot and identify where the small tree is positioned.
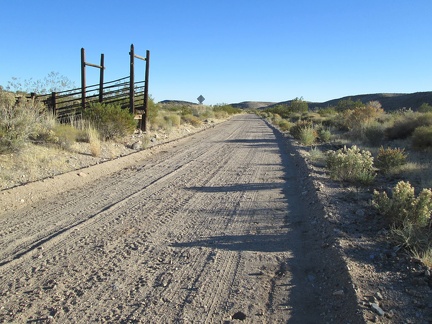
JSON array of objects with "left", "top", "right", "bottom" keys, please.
[
  {"left": 336, "top": 98, "right": 364, "bottom": 112},
  {"left": 289, "top": 97, "right": 308, "bottom": 114},
  {"left": 6, "top": 71, "right": 75, "bottom": 94}
]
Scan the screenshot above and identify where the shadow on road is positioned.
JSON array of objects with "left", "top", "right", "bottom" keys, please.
[{"left": 173, "top": 116, "right": 364, "bottom": 323}]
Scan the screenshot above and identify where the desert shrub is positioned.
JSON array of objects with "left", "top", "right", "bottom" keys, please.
[
  {"left": 375, "top": 146, "right": 407, "bottom": 172},
  {"left": 418, "top": 103, "right": 432, "bottom": 113},
  {"left": 385, "top": 112, "right": 432, "bottom": 140},
  {"left": 278, "top": 119, "right": 292, "bottom": 132},
  {"left": 308, "top": 147, "right": 326, "bottom": 163},
  {"left": 164, "top": 114, "right": 181, "bottom": 127},
  {"left": 363, "top": 122, "right": 386, "bottom": 146},
  {"left": 317, "top": 127, "right": 332, "bottom": 143},
  {"left": 290, "top": 120, "right": 313, "bottom": 140},
  {"left": 326, "top": 145, "right": 375, "bottom": 185},
  {"left": 181, "top": 114, "right": 202, "bottom": 126},
  {"left": 271, "top": 113, "right": 282, "bottom": 124},
  {"left": 146, "top": 96, "right": 159, "bottom": 125},
  {"left": 214, "top": 110, "right": 229, "bottom": 119},
  {"left": 317, "top": 107, "right": 337, "bottom": 116},
  {"left": 51, "top": 124, "right": 81, "bottom": 151},
  {"left": 373, "top": 181, "right": 432, "bottom": 227},
  {"left": 86, "top": 126, "right": 101, "bottom": 157},
  {"left": 0, "top": 91, "right": 45, "bottom": 153},
  {"left": 83, "top": 103, "right": 136, "bottom": 140},
  {"left": 391, "top": 222, "right": 432, "bottom": 256},
  {"left": 412, "top": 126, "right": 432, "bottom": 150},
  {"left": 213, "top": 104, "right": 242, "bottom": 115},
  {"left": 299, "top": 126, "right": 317, "bottom": 146},
  {"left": 289, "top": 97, "right": 308, "bottom": 113},
  {"left": 338, "top": 101, "right": 384, "bottom": 131},
  {"left": 335, "top": 98, "right": 364, "bottom": 112}
]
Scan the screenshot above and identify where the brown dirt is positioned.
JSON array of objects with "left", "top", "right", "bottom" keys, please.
[{"left": 0, "top": 114, "right": 431, "bottom": 323}]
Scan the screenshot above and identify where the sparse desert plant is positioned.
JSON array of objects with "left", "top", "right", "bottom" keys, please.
[
  {"left": 290, "top": 120, "right": 313, "bottom": 140},
  {"left": 83, "top": 102, "right": 137, "bottom": 140},
  {"left": 412, "top": 126, "right": 432, "bottom": 150},
  {"left": 0, "top": 91, "right": 45, "bottom": 153},
  {"left": 418, "top": 102, "right": 432, "bottom": 113},
  {"left": 181, "top": 114, "right": 202, "bottom": 127},
  {"left": 363, "top": 122, "right": 386, "bottom": 146},
  {"left": 278, "top": 119, "right": 292, "bottom": 132},
  {"left": 338, "top": 101, "right": 384, "bottom": 132},
  {"left": 213, "top": 104, "right": 242, "bottom": 115},
  {"left": 51, "top": 124, "right": 81, "bottom": 151},
  {"left": 372, "top": 181, "right": 432, "bottom": 227},
  {"left": 326, "top": 145, "right": 375, "bottom": 185},
  {"left": 299, "top": 126, "right": 317, "bottom": 146},
  {"left": 317, "top": 127, "right": 332, "bottom": 143},
  {"left": 375, "top": 146, "right": 407, "bottom": 172},
  {"left": 87, "top": 126, "right": 101, "bottom": 157},
  {"left": 308, "top": 146, "right": 326, "bottom": 164}
]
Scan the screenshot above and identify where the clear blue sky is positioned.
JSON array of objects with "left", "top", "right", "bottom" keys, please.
[{"left": 1, "top": 1, "right": 431, "bottom": 105}]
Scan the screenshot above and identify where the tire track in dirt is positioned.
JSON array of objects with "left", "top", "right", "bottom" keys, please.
[{"left": 0, "top": 114, "right": 362, "bottom": 323}]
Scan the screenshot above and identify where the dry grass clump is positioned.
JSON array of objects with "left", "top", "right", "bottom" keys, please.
[
  {"left": 181, "top": 114, "right": 202, "bottom": 127},
  {"left": 0, "top": 144, "right": 73, "bottom": 189}
]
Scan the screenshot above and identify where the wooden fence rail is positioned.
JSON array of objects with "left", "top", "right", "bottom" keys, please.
[{"left": 29, "top": 44, "right": 150, "bottom": 131}]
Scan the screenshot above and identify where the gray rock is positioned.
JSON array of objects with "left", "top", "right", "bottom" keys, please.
[
  {"left": 371, "top": 303, "right": 385, "bottom": 316},
  {"left": 131, "top": 141, "right": 142, "bottom": 150},
  {"left": 375, "top": 291, "right": 384, "bottom": 301}
]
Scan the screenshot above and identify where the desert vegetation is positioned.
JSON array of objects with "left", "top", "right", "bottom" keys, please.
[
  {"left": 0, "top": 83, "right": 241, "bottom": 190},
  {"left": 259, "top": 98, "right": 432, "bottom": 266}
]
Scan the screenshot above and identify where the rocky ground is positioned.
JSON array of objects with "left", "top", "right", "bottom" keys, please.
[
  {"left": 291, "top": 140, "right": 432, "bottom": 323},
  {"left": 0, "top": 114, "right": 431, "bottom": 323}
]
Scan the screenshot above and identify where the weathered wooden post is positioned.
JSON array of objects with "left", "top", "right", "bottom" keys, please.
[
  {"left": 81, "top": 47, "right": 105, "bottom": 110},
  {"left": 142, "top": 50, "right": 150, "bottom": 132},
  {"left": 81, "top": 48, "right": 86, "bottom": 111},
  {"left": 99, "top": 53, "right": 104, "bottom": 103},
  {"left": 129, "top": 44, "right": 135, "bottom": 114},
  {"left": 51, "top": 92, "right": 56, "bottom": 115}
]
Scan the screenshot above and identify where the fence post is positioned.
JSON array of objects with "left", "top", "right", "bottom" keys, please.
[
  {"left": 99, "top": 53, "right": 104, "bottom": 103},
  {"left": 142, "top": 50, "right": 150, "bottom": 132},
  {"left": 81, "top": 48, "right": 86, "bottom": 111},
  {"left": 51, "top": 92, "right": 57, "bottom": 115},
  {"left": 129, "top": 44, "right": 135, "bottom": 114}
]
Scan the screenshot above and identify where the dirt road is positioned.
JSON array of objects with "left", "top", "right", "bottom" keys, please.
[{"left": 0, "top": 114, "right": 362, "bottom": 323}]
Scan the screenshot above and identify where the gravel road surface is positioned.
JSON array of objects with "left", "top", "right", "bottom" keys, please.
[{"left": 0, "top": 114, "right": 361, "bottom": 323}]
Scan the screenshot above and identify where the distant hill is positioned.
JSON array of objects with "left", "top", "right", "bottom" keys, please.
[
  {"left": 265, "top": 91, "right": 432, "bottom": 111},
  {"left": 230, "top": 101, "right": 276, "bottom": 109},
  {"left": 160, "top": 91, "right": 432, "bottom": 112}
]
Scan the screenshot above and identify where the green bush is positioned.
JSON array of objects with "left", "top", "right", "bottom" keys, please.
[
  {"left": 326, "top": 145, "right": 375, "bottom": 185},
  {"left": 278, "top": 119, "right": 292, "bottom": 132},
  {"left": 83, "top": 103, "right": 136, "bottom": 140},
  {"left": 412, "top": 126, "right": 432, "bottom": 149},
  {"left": 363, "top": 122, "right": 386, "bottom": 146},
  {"left": 146, "top": 95, "right": 159, "bottom": 125},
  {"left": 385, "top": 112, "right": 432, "bottom": 140},
  {"left": 418, "top": 103, "right": 432, "bottom": 113},
  {"left": 373, "top": 181, "right": 432, "bottom": 227},
  {"left": 317, "top": 127, "right": 332, "bottom": 143},
  {"left": 317, "top": 107, "right": 337, "bottom": 116},
  {"left": 299, "top": 126, "right": 317, "bottom": 146},
  {"left": 51, "top": 124, "right": 81, "bottom": 150},
  {"left": 213, "top": 104, "right": 242, "bottom": 115},
  {"left": 375, "top": 146, "right": 407, "bottom": 172},
  {"left": 290, "top": 120, "right": 313, "bottom": 140}
]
